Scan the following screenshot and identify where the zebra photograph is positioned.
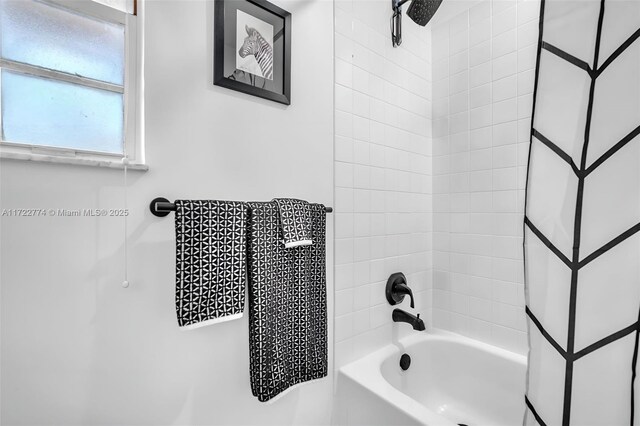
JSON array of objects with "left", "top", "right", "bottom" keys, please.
[
  {"left": 236, "top": 11, "right": 274, "bottom": 80},
  {"left": 214, "top": 0, "right": 291, "bottom": 105}
]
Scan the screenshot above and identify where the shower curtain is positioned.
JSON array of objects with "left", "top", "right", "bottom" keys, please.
[{"left": 523, "top": 0, "right": 640, "bottom": 424}]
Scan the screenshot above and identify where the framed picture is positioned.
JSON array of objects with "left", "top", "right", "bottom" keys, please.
[{"left": 214, "top": 0, "right": 291, "bottom": 105}]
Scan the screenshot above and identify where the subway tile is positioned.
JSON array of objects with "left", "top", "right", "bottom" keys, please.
[
  {"left": 492, "top": 144, "right": 517, "bottom": 168},
  {"left": 336, "top": 162, "right": 354, "bottom": 187},
  {"left": 492, "top": 5, "right": 517, "bottom": 36},
  {"left": 492, "top": 0, "right": 515, "bottom": 16},
  {"left": 467, "top": 274, "right": 494, "bottom": 299},
  {"left": 335, "top": 213, "right": 354, "bottom": 239},
  {"left": 469, "top": 213, "right": 494, "bottom": 235},
  {"left": 335, "top": 314, "right": 354, "bottom": 342},
  {"left": 492, "top": 167, "right": 518, "bottom": 190},
  {"left": 335, "top": 238, "right": 354, "bottom": 265},
  {"left": 450, "top": 70, "right": 469, "bottom": 94},
  {"left": 434, "top": 77, "right": 450, "bottom": 100},
  {"left": 450, "top": 131, "right": 470, "bottom": 153},
  {"left": 353, "top": 284, "right": 371, "bottom": 311},
  {"left": 517, "top": 118, "right": 531, "bottom": 143},
  {"left": 352, "top": 66, "right": 370, "bottom": 94},
  {"left": 451, "top": 29, "right": 470, "bottom": 55},
  {"left": 469, "top": 0, "right": 491, "bottom": 25},
  {"left": 493, "top": 121, "right": 519, "bottom": 146},
  {"left": 353, "top": 91, "right": 370, "bottom": 118},
  {"left": 470, "top": 62, "right": 492, "bottom": 88},
  {"left": 353, "top": 140, "right": 370, "bottom": 164},
  {"left": 470, "top": 126, "right": 493, "bottom": 150},
  {"left": 517, "top": 69, "right": 535, "bottom": 95},
  {"left": 450, "top": 50, "right": 469, "bottom": 75},
  {"left": 335, "top": 187, "right": 354, "bottom": 212},
  {"left": 517, "top": 19, "right": 539, "bottom": 49},
  {"left": 469, "top": 296, "right": 493, "bottom": 321},
  {"left": 336, "top": 289, "right": 354, "bottom": 316},
  {"left": 469, "top": 40, "right": 492, "bottom": 67},
  {"left": 336, "top": 84, "right": 353, "bottom": 113},
  {"left": 493, "top": 189, "right": 518, "bottom": 212},
  {"left": 470, "top": 84, "right": 492, "bottom": 109},
  {"left": 470, "top": 104, "right": 492, "bottom": 129},
  {"left": 493, "top": 213, "right": 523, "bottom": 236},
  {"left": 517, "top": 93, "right": 533, "bottom": 119},
  {"left": 450, "top": 193, "right": 469, "bottom": 212},
  {"left": 354, "top": 260, "right": 371, "bottom": 286},
  {"left": 492, "top": 52, "right": 518, "bottom": 80},
  {"left": 492, "top": 29, "right": 517, "bottom": 59},
  {"left": 518, "top": 0, "right": 540, "bottom": 25},
  {"left": 492, "top": 235, "right": 522, "bottom": 259},
  {"left": 470, "top": 191, "right": 493, "bottom": 212},
  {"left": 470, "top": 148, "right": 493, "bottom": 171},
  {"left": 352, "top": 308, "right": 371, "bottom": 335},
  {"left": 434, "top": 58, "right": 450, "bottom": 81},
  {"left": 450, "top": 92, "right": 469, "bottom": 114},
  {"left": 336, "top": 110, "right": 353, "bottom": 138},
  {"left": 469, "top": 170, "right": 493, "bottom": 192},
  {"left": 335, "top": 136, "right": 354, "bottom": 163},
  {"left": 335, "top": 263, "right": 354, "bottom": 290},
  {"left": 450, "top": 111, "right": 470, "bottom": 134},
  {"left": 492, "top": 75, "right": 517, "bottom": 102},
  {"left": 517, "top": 44, "right": 537, "bottom": 72},
  {"left": 335, "top": 33, "right": 354, "bottom": 63},
  {"left": 470, "top": 19, "right": 491, "bottom": 47},
  {"left": 492, "top": 98, "right": 518, "bottom": 124}
]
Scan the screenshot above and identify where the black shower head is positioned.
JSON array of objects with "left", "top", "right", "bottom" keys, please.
[
  {"left": 406, "top": 0, "right": 443, "bottom": 26},
  {"left": 391, "top": 0, "right": 443, "bottom": 47}
]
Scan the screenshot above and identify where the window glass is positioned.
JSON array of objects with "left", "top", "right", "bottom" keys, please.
[
  {"left": 1, "top": 70, "right": 124, "bottom": 154},
  {"left": 0, "top": 0, "right": 125, "bottom": 85}
]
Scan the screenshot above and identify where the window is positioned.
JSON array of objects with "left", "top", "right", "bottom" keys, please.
[{"left": 0, "top": 0, "right": 143, "bottom": 167}]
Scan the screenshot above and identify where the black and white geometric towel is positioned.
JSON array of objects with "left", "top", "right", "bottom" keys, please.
[
  {"left": 246, "top": 201, "right": 328, "bottom": 402},
  {"left": 174, "top": 200, "right": 248, "bottom": 330},
  {"left": 272, "top": 198, "right": 313, "bottom": 248}
]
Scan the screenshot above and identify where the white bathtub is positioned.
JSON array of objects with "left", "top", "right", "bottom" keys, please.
[{"left": 334, "top": 330, "right": 527, "bottom": 426}]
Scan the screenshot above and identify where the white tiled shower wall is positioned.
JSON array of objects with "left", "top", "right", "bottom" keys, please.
[
  {"left": 431, "top": 0, "right": 540, "bottom": 355},
  {"left": 333, "top": 0, "right": 433, "bottom": 367}
]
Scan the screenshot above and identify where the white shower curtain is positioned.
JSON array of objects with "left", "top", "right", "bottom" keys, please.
[{"left": 524, "top": 0, "right": 640, "bottom": 424}]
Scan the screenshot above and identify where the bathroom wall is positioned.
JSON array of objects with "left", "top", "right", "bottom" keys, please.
[
  {"left": 333, "top": 0, "right": 433, "bottom": 367},
  {"left": 0, "top": 0, "right": 334, "bottom": 424},
  {"left": 430, "top": 0, "right": 540, "bottom": 355}
]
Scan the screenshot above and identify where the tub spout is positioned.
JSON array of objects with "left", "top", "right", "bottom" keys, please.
[{"left": 392, "top": 308, "right": 426, "bottom": 331}]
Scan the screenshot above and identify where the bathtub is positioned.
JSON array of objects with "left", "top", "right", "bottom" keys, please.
[{"left": 334, "top": 330, "right": 527, "bottom": 426}]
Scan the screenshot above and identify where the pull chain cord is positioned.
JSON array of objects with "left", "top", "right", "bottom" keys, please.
[{"left": 122, "top": 156, "right": 130, "bottom": 288}]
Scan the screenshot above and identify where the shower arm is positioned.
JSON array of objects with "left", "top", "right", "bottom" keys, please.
[
  {"left": 391, "top": 0, "right": 411, "bottom": 47},
  {"left": 393, "top": 0, "right": 411, "bottom": 10}
]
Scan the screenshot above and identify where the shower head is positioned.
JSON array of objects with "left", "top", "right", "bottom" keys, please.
[
  {"left": 391, "top": 0, "right": 443, "bottom": 47},
  {"left": 406, "top": 0, "right": 442, "bottom": 26}
]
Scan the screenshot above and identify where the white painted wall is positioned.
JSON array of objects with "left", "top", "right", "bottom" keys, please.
[
  {"left": 0, "top": 0, "right": 334, "bottom": 424},
  {"left": 430, "top": 0, "right": 540, "bottom": 355},
  {"left": 333, "top": 0, "right": 433, "bottom": 368}
]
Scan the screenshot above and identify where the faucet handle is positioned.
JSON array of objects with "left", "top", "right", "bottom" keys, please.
[
  {"left": 386, "top": 272, "right": 415, "bottom": 308},
  {"left": 394, "top": 283, "right": 415, "bottom": 308}
]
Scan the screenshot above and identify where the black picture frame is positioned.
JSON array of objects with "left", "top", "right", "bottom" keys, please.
[{"left": 214, "top": 0, "right": 291, "bottom": 105}]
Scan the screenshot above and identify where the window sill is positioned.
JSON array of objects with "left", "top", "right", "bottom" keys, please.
[{"left": 0, "top": 151, "right": 149, "bottom": 171}]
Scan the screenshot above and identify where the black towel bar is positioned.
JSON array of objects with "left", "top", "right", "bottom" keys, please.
[{"left": 150, "top": 197, "right": 333, "bottom": 217}]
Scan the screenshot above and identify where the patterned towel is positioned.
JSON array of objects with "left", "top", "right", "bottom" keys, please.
[
  {"left": 174, "top": 200, "right": 248, "bottom": 330},
  {"left": 272, "top": 198, "right": 313, "bottom": 248},
  {"left": 246, "top": 201, "right": 327, "bottom": 402}
]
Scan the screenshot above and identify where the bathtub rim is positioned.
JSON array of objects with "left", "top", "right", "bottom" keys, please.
[{"left": 337, "top": 329, "right": 528, "bottom": 426}]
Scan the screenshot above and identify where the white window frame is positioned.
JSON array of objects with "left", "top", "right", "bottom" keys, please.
[{"left": 0, "top": 0, "right": 146, "bottom": 170}]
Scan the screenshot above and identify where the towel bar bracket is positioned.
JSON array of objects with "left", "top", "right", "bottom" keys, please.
[
  {"left": 150, "top": 197, "right": 333, "bottom": 217},
  {"left": 150, "top": 197, "right": 172, "bottom": 217}
]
